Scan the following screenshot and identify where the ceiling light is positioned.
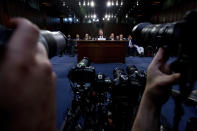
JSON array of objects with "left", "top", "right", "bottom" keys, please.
[
  {"left": 64, "top": 18, "right": 68, "bottom": 22},
  {"left": 126, "top": 14, "right": 128, "bottom": 18},
  {"left": 121, "top": 1, "right": 123, "bottom": 6},
  {"left": 107, "top": 1, "right": 111, "bottom": 7},
  {"left": 93, "top": 14, "right": 96, "bottom": 18},
  {"left": 79, "top": 2, "right": 81, "bottom": 6},
  {"left": 63, "top": 2, "right": 66, "bottom": 6},
  {"left": 107, "top": 18, "right": 110, "bottom": 21},
  {"left": 68, "top": 18, "right": 73, "bottom": 22},
  {"left": 137, "top": 1, "right": 139, "bottom": 6},
  {"left": 83, "top": 1, "right": 86, "bottom": 6},
  {"left": 87, "top": 1, "right": 90, "bottom": 6},
  {"left": 90, "top": 1, "right": 95, "bottom": 7},
  {"left": 105, "top": 14, "right": 108, "bottom": 18},
  {"left": 112, "top": 1, "right": 114, "bottom": 6},
  {"left": 116, "top": 1, "right": 119, "bottom": 6},
  {"left": 103, "top": 18, "right": 105, "bottom": 21}
]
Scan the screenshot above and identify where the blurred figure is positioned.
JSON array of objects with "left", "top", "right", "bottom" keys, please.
[
  {"left": 75, "top": 34, "right": 80, "bottom": 40},
  {"left": 127, "top": 35, "right": 137, "bottom": 56},
  {"left": 116, "top": 35, "right": 120, "bottom": 40},
  {"left": 88, "top": 35, "right": 92, "bottom": 40},
  {"left": 98, "top": 29, "right": 106, "bottom": 39},
  {"left": 119, "top": 34, "right": 125, "bottom": 40},
  {"left": 127, "top": 35, "right": 144, "bottom": 56},
  {"left": 84, "top": 33, "right": 89, "bottom": 40},
  {"left": 67, "top": 34, "right": 72, "bottom": 40},
  {"left": 109, "top": 33, "right": 115, "bottom": 40},
  {"left": 0, "top": 18, "right": 56, "bottom": 130}
]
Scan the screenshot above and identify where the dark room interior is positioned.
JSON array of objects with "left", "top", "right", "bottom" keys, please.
[{"left": 0, "top": 0, "right": 197, "bottom": 131}]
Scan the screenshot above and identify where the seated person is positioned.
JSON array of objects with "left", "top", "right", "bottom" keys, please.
[
  {"left": 127, "top": 35, "right": 137, "bottom": 56},
  {"left": 119, "top": 34, "right": 126, "bottom": 40},
  {"left": 116, "top": 35, "right": 120, "bottom": 40},
  {"left": 109, "top": 33, "right": 115, "bottom": 40},
  {"left": 67, "top": 34, "right": 72, "bottom": 40},
  {"left": 75, "top": 34, "right": 80, "bottom": 40},
  {"left": 97, "top": 29, "right": 106, "bottom": 39},
  {"left": 128, "top": 35, "right": 144, "bottom": 56},
  {"left": 84, "top": 33, "right": 89, "bottom": 40},
  {"left": 88, "top": 35, "right": 92, "bottom": 40}
]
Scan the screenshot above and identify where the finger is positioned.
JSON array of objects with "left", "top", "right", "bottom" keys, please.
[
  {"left": 160, "top": 63, "right": 171, "bottom": 74},
  {"left": 153, "top": 48, "right": 169, "bottom": 65},
  {"left": 158, "top": 73, "right": 180, "bottom": 87},
  {"left": 37, "top": 42, "right": 48, "bottom": 59},
  {"left": 7, "top": 18, "right": 40, "bottom": 57}
]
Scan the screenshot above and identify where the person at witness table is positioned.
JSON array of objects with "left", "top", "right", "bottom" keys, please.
[
  {"left": 119, "top": 34, "right": 126, "bottom": 40},
  {"left": 109, "top": 33, "right": 115, "bottom": 40},
  {"left": 116, "top": 35, "right": 120, "bottom": 40},
  {"left": 98, "top": 29, "right": 106, "bottom": 39},
  {"left": 88, "top": 35, "right": 92, "bottom": 40},
  {"left": 67, "top": 34, "right": 72, "bottom": 40},
  {"left": 75, "top": 34, "right": 80, "bottom": 40},
  {"left": 127, "top": 35, "right": 137, "bottom": 56},
  {"left": 128, "top": 35, "right": 144, "bottom": 56},
  {"left": 84, "top": 33, "right": 89, "bottom": 40}
]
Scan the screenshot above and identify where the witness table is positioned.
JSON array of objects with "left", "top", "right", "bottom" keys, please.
[{"left": 77, "top": 40, "right": 127, "bottom": 63}]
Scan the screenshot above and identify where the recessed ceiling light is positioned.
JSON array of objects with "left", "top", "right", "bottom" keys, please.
[
  {"left": 107, "top": 1, "right": 111, "bottom": 7},
  {"left": 63, "top": 2, "right": 66, "bottom": 6},
  {"left": 116, "top": 1, "right": 119, "bottom": 6},
  {"left": 83, "top": 1, "right": 86, "bottom": 6},
  {"left": 90, "top": 1, "right": 95, "bottom": 7}
]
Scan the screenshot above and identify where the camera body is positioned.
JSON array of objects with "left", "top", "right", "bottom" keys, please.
[
  {"left": 126, "top": 65, "right": 146, "bottom": 93},
  {"left": 68, "top": 57, "right": 96, "bottom": 83},
  {"left": 112, "top": 66, "right": 146, "bottom": 130}
]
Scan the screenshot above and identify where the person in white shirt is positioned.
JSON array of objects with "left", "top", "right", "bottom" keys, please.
[
  {"left": 128, "top": 35, "right": 144, "bottom": 56},
  {"left": 84, "top": 33, "right": 89, "bottom": 40},
  {"left": 98, "top": 29, "right": 106, "bottom": 39},
  {"left": 109, "top": 33, "right": 115, "bottom": 40}
]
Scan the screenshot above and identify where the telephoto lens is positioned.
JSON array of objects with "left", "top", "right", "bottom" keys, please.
[
  {"left": 0, "top": 26, "right": 67, "bottom": 58},
  {"left": 132, "top": 22, "right": 176, "bottom": 49}
]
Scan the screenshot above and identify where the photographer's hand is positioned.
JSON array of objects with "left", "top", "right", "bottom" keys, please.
[
  {"left": 0, "top": 18, "right": 56, "bottom": 131},
  {"left": 132, "top": 48, "right": 180, "bottom": 131}
]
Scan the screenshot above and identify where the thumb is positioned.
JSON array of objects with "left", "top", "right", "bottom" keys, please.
[{"left": 159, "top": 73, "right": 180, "bottom": 86}]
